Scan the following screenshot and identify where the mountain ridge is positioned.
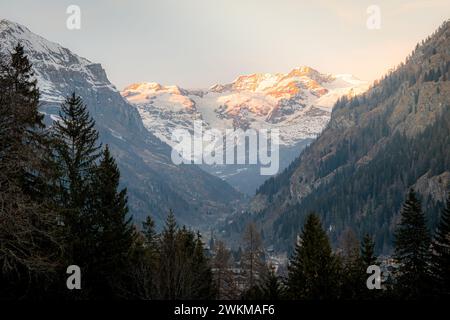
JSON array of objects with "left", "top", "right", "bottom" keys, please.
[
  {"left": 122, "top": 67, "right": 367, "bottom": 146},
  {"left": 223, "top": 20, "right": 450, "bottom": 252},
  {"left": 0, "top": 18, "right": 244, "bottom": 229},
  {"left": 121, "top": 66, "right": 367, "bottom": 194}
]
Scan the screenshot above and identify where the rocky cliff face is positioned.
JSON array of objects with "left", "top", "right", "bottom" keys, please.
[
  {"left": 0, "top": 19, "right": 243, "bottom": 229},
  {"left": 231, "top": 20, "right": 450, "bottom": 253}
]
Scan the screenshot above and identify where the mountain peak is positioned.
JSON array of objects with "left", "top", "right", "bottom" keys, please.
[
  {"left": 124, "top": 82, "right": 163, "bottom": 91},
  {"left": 290, "top": 65, "right": 318, "bottom": 74},
  {"left": 121, "top": 82, "right": 193, "bottom": 109},
  {"left": 0, "top": 18, "right": 71, "bottom": 59},
  {"left": 0, "top": 19, "right": 31, "bottom": 34},
  {"left": 122, "top": 82, "right": 182, "bottom": 95},
  {"left": 0, "top": 19, "right": 112, "bottom": 103}
]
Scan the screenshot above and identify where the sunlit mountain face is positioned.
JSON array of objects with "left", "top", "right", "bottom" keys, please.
[{"left": 121, "top": 66, "right": 368, "bottom": 194}]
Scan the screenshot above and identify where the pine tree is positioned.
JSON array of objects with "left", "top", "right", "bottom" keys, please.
[
  {"left": 287, "top": 213, "right": 341, "bottom": 300},
  {"left": 51, "top": 93, "right": 103, "bottom": 298},
  {"left": 339, "top": 228, "right": 365, "bottom": 299},
  {"left": 0, "top": 43, "right": 48, "bottom": 193},
  {"left": 52, "top": 93, "right": 101, "bottom": 266},
  {"left": 126, "top": 224, "right": 158, "bottom": 299},
  {"left": 157, "top": 212, "right": 215, "bottom": 300},
  {"left": 9, "top": 43, "right": 42, "bottom": 129},
  {"left": 175, "top": 226, "right": 198, "bottom": 298},
  {"left": 158, "top": 210, "right": 178, "bottom": 299},
  {"left": 0, "top": 44, "right": 60, "bottom": 298},
  {"left": 394, "top": 189, "right": 432, "bottom": 298},
  {"left": 125, "top": 215, "right": 161, "bottom": 299},
  {"left": 361, "top": 234, "right": 377, "bottom": 267},
  {"left": 431, "top": 192, "right": 450, "bottom": 297},
  {"left": 143, "top": 215, "right": 159, "bottom": 250},
  {"left": 87, "top": 145, "right": 134, "bottom": 298},
  {"left": 340, "top": 232, "right": 381, "bottom": 300},
  {"left": 258, "top": 265, "right": 285, "bottom": 300},
  {"left": 142, "top": 215, "right": 160, "bottom": 281},
  {"left": 355, "top": 234, "right": 380, "bottom": 300},
  {"left": 191, "top": 232, "right": 214, "bottom": 299},
  {"left": 53, "top": 93, "right": 101, "bottom": 210}
]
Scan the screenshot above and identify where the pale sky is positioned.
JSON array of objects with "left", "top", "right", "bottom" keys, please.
[{"left": 1, "top": 0, "right": 449, "bottom": 89}]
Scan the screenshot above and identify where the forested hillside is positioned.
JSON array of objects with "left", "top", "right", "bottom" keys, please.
[{"left": 247, "top": 21, "right": 450, "bottom": 253}]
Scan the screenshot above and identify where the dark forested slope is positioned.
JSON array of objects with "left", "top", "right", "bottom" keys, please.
[{"left": 247, "top": 20, "right": 450, "bottom": 253}]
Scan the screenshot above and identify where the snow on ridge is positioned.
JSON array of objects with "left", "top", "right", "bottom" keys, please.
[
  {"left": 0, "top": 18, "right": 118, "bottom": 103},
  {"left": 0, "top": 19, "right": 90, "bottom": 65},
  {"left": 123, "top": 68, "right": 369, "bottom": 148}
]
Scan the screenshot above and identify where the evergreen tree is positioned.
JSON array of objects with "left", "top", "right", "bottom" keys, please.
[
  {"left": 126, "top": 226, "right": 158, "bottom": 299},
  {"left": 157, "top": 212, "right": 215, "bottom": 300},
  {"left": 431, "top": 192, "right": 450, "bottom": 297},
  {"left": 158, "top": 210, "right": 178, "bottom": 299},
  {"left": 4, "top": 43, "right": 53, "bottom": 195},
  {"left": 52, "top": 93, "right": 101, "bottom": 275},
  {"left": 126, "top": 215, "right": 161, "bottom": 299},
  {"left": 361, "top": 234, "right": 377, "bottom": 267},
  {"left": 0, "top": 44, "right": 60, "bottom": 299},
  {"left": 394, "top": 189, "right": 432, "bottom": 299},
  {"left": 258, "top": 265, "right": 285, "bottom": 300},
  {"left": 174, "top": 226, "right": 198, "bottom": 299},
  {"left": 143, "top": 215, "right": 159, "bottom": 250},
  {"left": 191, "top": 232, "right": 214, "bottom": 299},
  {"left": 357, "top": 234, "right": 380, "bottom": 300},
  {"left": 0, "top": 43, "right": 48, "bottom": 193},
  {"left": 141, "top": 215, "right": 160, "bottom": 296},
  {"left": 338, "top": 228, "right": 365, "bottom": 299},
  {"left": 9, "top": 43, "right": 42, "bottom": 129},
  {"left": 360, "top": 234, "right": 381, "bottom": 299},
  {"left": 53, "top": 92, "right": 101, "bottom": 209},
  {"left": 51, "top": 93, "right": 104, "bottom": 299},
  {"left": 174, "top": 226, "right": 204, "bottom": 299},
  {"left": 287, "top": 213, "right": 341, "bottom": 300},
  {"left": 87, "top": 145, "right": 134, "bottom": 298}
]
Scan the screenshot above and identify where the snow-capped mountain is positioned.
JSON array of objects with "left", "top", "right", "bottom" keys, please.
[
  {"left": 122, "top": 67, "right": 367, "bottom": 146},
  {"left": 121, "top": 67, "right": 368, "bottom": 194},
  {"left": 0, "top": 19, "right": 116, "bottom": 105},
  {"left": 0, "top": 19, "right": 243, "bottom": 228}
]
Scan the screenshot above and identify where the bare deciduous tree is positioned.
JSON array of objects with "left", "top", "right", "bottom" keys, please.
[{"left": 241, "top": 223, "right": 266, "bottom": 291}]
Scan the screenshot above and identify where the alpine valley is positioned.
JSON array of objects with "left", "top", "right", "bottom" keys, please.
[
  {"left": 1, "top": 17, "right": 449, "bottom": 256},
  {"left": 0, "top": 19, "right": 243, "bottom": 229},
  {"left": 1, "top": 5, "right": 450, "bottom": 300}
]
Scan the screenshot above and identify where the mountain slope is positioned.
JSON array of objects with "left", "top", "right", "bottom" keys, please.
[
  {"left": 0, "top": 19, "right": 243, "bottom": 228},
  {"left": 122, "top": 68, "right": 367, "bottom": 194},
  {"left": 234, "top": 20, "right": 450, "bottom": 253}
]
